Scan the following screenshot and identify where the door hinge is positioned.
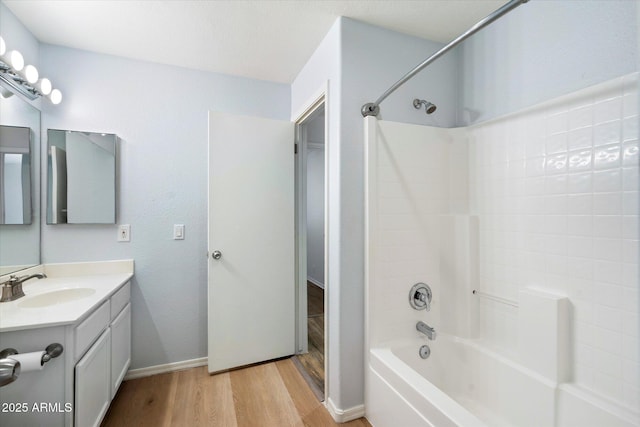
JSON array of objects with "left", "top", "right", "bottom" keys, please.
[{"left": 295, "top": 143, "right": 298, "bottom": 154}]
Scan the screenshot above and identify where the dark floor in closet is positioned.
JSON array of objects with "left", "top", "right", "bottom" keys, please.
[{"left": 294, "top": 281, "right": 325, "bottom": 400}]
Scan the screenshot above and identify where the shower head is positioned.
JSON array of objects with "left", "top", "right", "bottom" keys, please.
[
  {"left": 413, "top": 98, "right": 437, "bottom": 115},
  {"left": 424, "top": 102, "right": 437, "bottom": 114}
]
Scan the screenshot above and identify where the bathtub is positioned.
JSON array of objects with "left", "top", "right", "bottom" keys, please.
[{"left": 366, "top": 334, "right": 638, "bottom": 427}]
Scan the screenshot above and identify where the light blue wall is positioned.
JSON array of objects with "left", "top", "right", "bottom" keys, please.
[
  {"left": 39, "top": 44, "right": 290, "bottom": 370},
  {"left": 306, "top": 146, "right": 325, "bottom": 285},
  {"left": 458, "top": 0, "right": 638, "bottom": 125},
  {"left": 345, "top": 20, "right": 457, "bottom": 128},
  {"left": 291, "top": 17, "right": 344, "bottom": 406},
  {"left": 0, "top": 3, "right": 39, "bottom": 72},
  {"left": 292, "top": 17, "right": 459, "bottom": 411},
  {"left": 0, "top": 3, "right": 41, "bottom": 270},
  {"left": 340, "top": 18, "right": 457, "bottom": 410},
  {"left": 306, "top": 113, "right": 325, "bottom": 287}
]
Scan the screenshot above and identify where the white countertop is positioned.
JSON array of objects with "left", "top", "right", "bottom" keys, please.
[{"left": 0, "top": 260, "right": 134, "bottom": 332}]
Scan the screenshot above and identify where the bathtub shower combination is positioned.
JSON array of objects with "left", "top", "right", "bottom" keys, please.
[{"left": 364, "top": 73, "right": 639, "bottom": 427}]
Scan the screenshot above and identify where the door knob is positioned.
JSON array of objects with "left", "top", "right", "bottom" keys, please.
[{"left": 212, "top": 250, "right": 222, "bottom": 260}]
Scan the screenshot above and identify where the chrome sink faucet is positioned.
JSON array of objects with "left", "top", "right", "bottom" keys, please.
[
  {"left": 416, "top": 321, "right": 436, "bottom": 340},
  {"left": 0, "top": 274, "right": 47, "bottom": 303}
]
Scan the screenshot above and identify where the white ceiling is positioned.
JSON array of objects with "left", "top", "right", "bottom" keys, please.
[{"left": 3, "top": 0, "right": 506, "bottom": 84}]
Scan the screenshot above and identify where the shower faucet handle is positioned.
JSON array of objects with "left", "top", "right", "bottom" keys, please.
[{"left": 409, "top": 282, "right": 432, "bottom": 311}]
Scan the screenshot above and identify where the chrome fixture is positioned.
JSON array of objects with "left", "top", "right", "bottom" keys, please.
[
  {"left": 413, "top": 99, "right": 437, "bottom": 114},
  {"left": 416, "top": 321, "right": 436, "bottom": 340},
  {"left": 419, "top": 345, "right": 431, "bottom": 359},
  {"left": 409, "top": 282, "right": 432, "bottom": 311},
  {"left": 0, "top": 273, "right": 47, "bottom": 302},
  {"left": 41, "top": 343, "right": 64, "bottom": 363},
  {"left": 361, "top": 0, "right": 529, "bottom": 117},
  {"left": 472, "top": 289, "right": 519, "bottom": 308},
  {"left": 0, "top": 344, "right": 63, "bottom": 363},
  {"left": 212, "top": 250, "right": 223, "bottom": 260},
  {"left": 0, "top": 357, "right": 19, "bottom": 387},
  {"left": 0, "top": 35, "right": 62, "bottom": 103},
  {"left": 0, "top": 344, "right": 64, "bottom": 387}
]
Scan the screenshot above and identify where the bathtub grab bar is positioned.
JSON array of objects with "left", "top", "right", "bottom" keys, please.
[{"left": 472, "top": 290, "right": 518, "bottom": 308}]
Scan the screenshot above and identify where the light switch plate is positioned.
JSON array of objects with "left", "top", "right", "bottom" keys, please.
[
  {"left": 173, "top": 224, "right": 185, "bottom": 240},
  {"left": 118, "top": 224, "right": 131, "bottom": 242}
]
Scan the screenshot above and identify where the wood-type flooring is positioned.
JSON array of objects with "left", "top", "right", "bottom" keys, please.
[
  {"left": 294, "top": 282, "right": 325, "bottom": 397},
  {"left": 101, "top": 358, "right": 370, "bottom": 427}
]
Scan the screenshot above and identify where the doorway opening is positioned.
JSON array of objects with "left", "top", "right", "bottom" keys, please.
[{"left": 294, "top": 98, "right": 326, "bottom": 401}]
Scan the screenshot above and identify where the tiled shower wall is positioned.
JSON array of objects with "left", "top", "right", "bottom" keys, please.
[
  {"left": 468, "top": 73, "right": 638, "bottom": 409},
  {"left": 366, "top": 120, "right": 470, "bottom": 347}
]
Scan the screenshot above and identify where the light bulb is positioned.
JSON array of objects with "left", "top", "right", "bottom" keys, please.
[
  {"left": 50, "top": 89, "right": 62, "bottom": 104},
  {"left": 37, "top": 78, "right": 52, "bottom": 95},
  {"left": 23, "top": 64, "right": 38, "bottom": 84},
  {"left": 8, "top": 50, "right": 24, "bottom": 71},
  {"left": 0, "top": 36, "right": 6, "bottom": 56}
]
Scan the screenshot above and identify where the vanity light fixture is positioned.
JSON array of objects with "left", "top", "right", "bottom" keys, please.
[
  {"left": 37, "top": 77, "right": 52, "bottom": 96},
  {"left": 0, "top": 35, "right": 62, "bottom": 104},
  {"left": 22, "top": 64, "right": 38, "bottom": 84},
  {"left": 5, "top": 50, "right": 24, "bottom": 71},
  {"left": 50, "top": 89, "right": 62, "bottom": 105}
]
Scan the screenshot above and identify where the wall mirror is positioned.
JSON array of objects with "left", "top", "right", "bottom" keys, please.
[
  {"left": 0, "top": 90, "right": 41, "bottom": 275},
  {"left": 0, "top": 125, "right": 32, "bottom": 224},
  {"left": 47, "top": 129, "right": 117, "bottom": 224}
]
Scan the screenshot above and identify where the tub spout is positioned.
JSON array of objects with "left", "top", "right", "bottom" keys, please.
[{"left": 416, "top": 321, "right": 436, "bottom": 340}]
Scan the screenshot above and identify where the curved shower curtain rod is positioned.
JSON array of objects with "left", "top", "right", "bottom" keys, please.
[{"left": 361, "top": 0, "right": 529, "bottom": 117}]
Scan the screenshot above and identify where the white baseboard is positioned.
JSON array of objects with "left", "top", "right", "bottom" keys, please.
[
  {"left": 307, "top": 276, "right": 325, "bottom": 289},
  {"left": 124, "top": 357, "right": 208, "bottom": 381},
  {"left": 326, "top": 397, "right": 366, "bottom": 423}
]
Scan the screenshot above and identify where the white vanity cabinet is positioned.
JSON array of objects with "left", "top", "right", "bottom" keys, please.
[
  {"left": 0, "top": 260, "right": 134, "bottom": 427},
  {"left": 110, "top": 303, "right": 131, "bottom": 397},
  {"left": 75, "top": 329, "right": 111, "bottom": 427},
  {"left": 74, "top": 282, "right": 131, "bottom": 427}
]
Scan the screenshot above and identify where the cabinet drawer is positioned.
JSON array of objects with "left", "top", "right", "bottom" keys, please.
[
  {"left": 75, "top": 301, "right": 110, "bottom": 359},
  {"left": 110, "top": 282, "right": 130, "bottom": 320}
]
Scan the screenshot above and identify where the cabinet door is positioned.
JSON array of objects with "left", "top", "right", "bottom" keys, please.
[
  {"left": 75, "top": 328, "right": 111, "bottom": 427},
  {"left": 111, "top": 303, "right": 131, "bottom": 396}
]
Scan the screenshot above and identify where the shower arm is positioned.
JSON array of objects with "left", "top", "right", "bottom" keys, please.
[{"left": 361, "top": 0, "right": 529, "bottom": 117}]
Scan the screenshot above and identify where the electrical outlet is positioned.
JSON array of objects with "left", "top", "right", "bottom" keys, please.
[
  {"left": 118, "top": 224, "right": 131, "bottom": 242},
  {"left": 173, "top": 224, "right": 185, "bottom": 240}
]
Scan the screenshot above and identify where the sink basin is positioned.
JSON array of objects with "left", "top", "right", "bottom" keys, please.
[{"left": 18, "top": 288, "right": 96, "bottom": 308}]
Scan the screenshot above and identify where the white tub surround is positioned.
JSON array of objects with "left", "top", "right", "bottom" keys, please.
[
  {"left": 0, "top": 260, "right": 133, "bottom": 427},
  {"left": 365, "top": 74, "right": 639, "bottom": 427},
  {"left": 0, "top": 260, "right": 133, "bottom": 332},
  {"left": 369, "top": 337, "right": 638, "bottom": 427},
  {"left": 518, "top": 288, "right": 571, "bottom": 383}
]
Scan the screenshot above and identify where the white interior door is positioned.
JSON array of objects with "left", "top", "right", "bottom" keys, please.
[{"left": 208, "top": 111, "right": 295, "bottom": 373}]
